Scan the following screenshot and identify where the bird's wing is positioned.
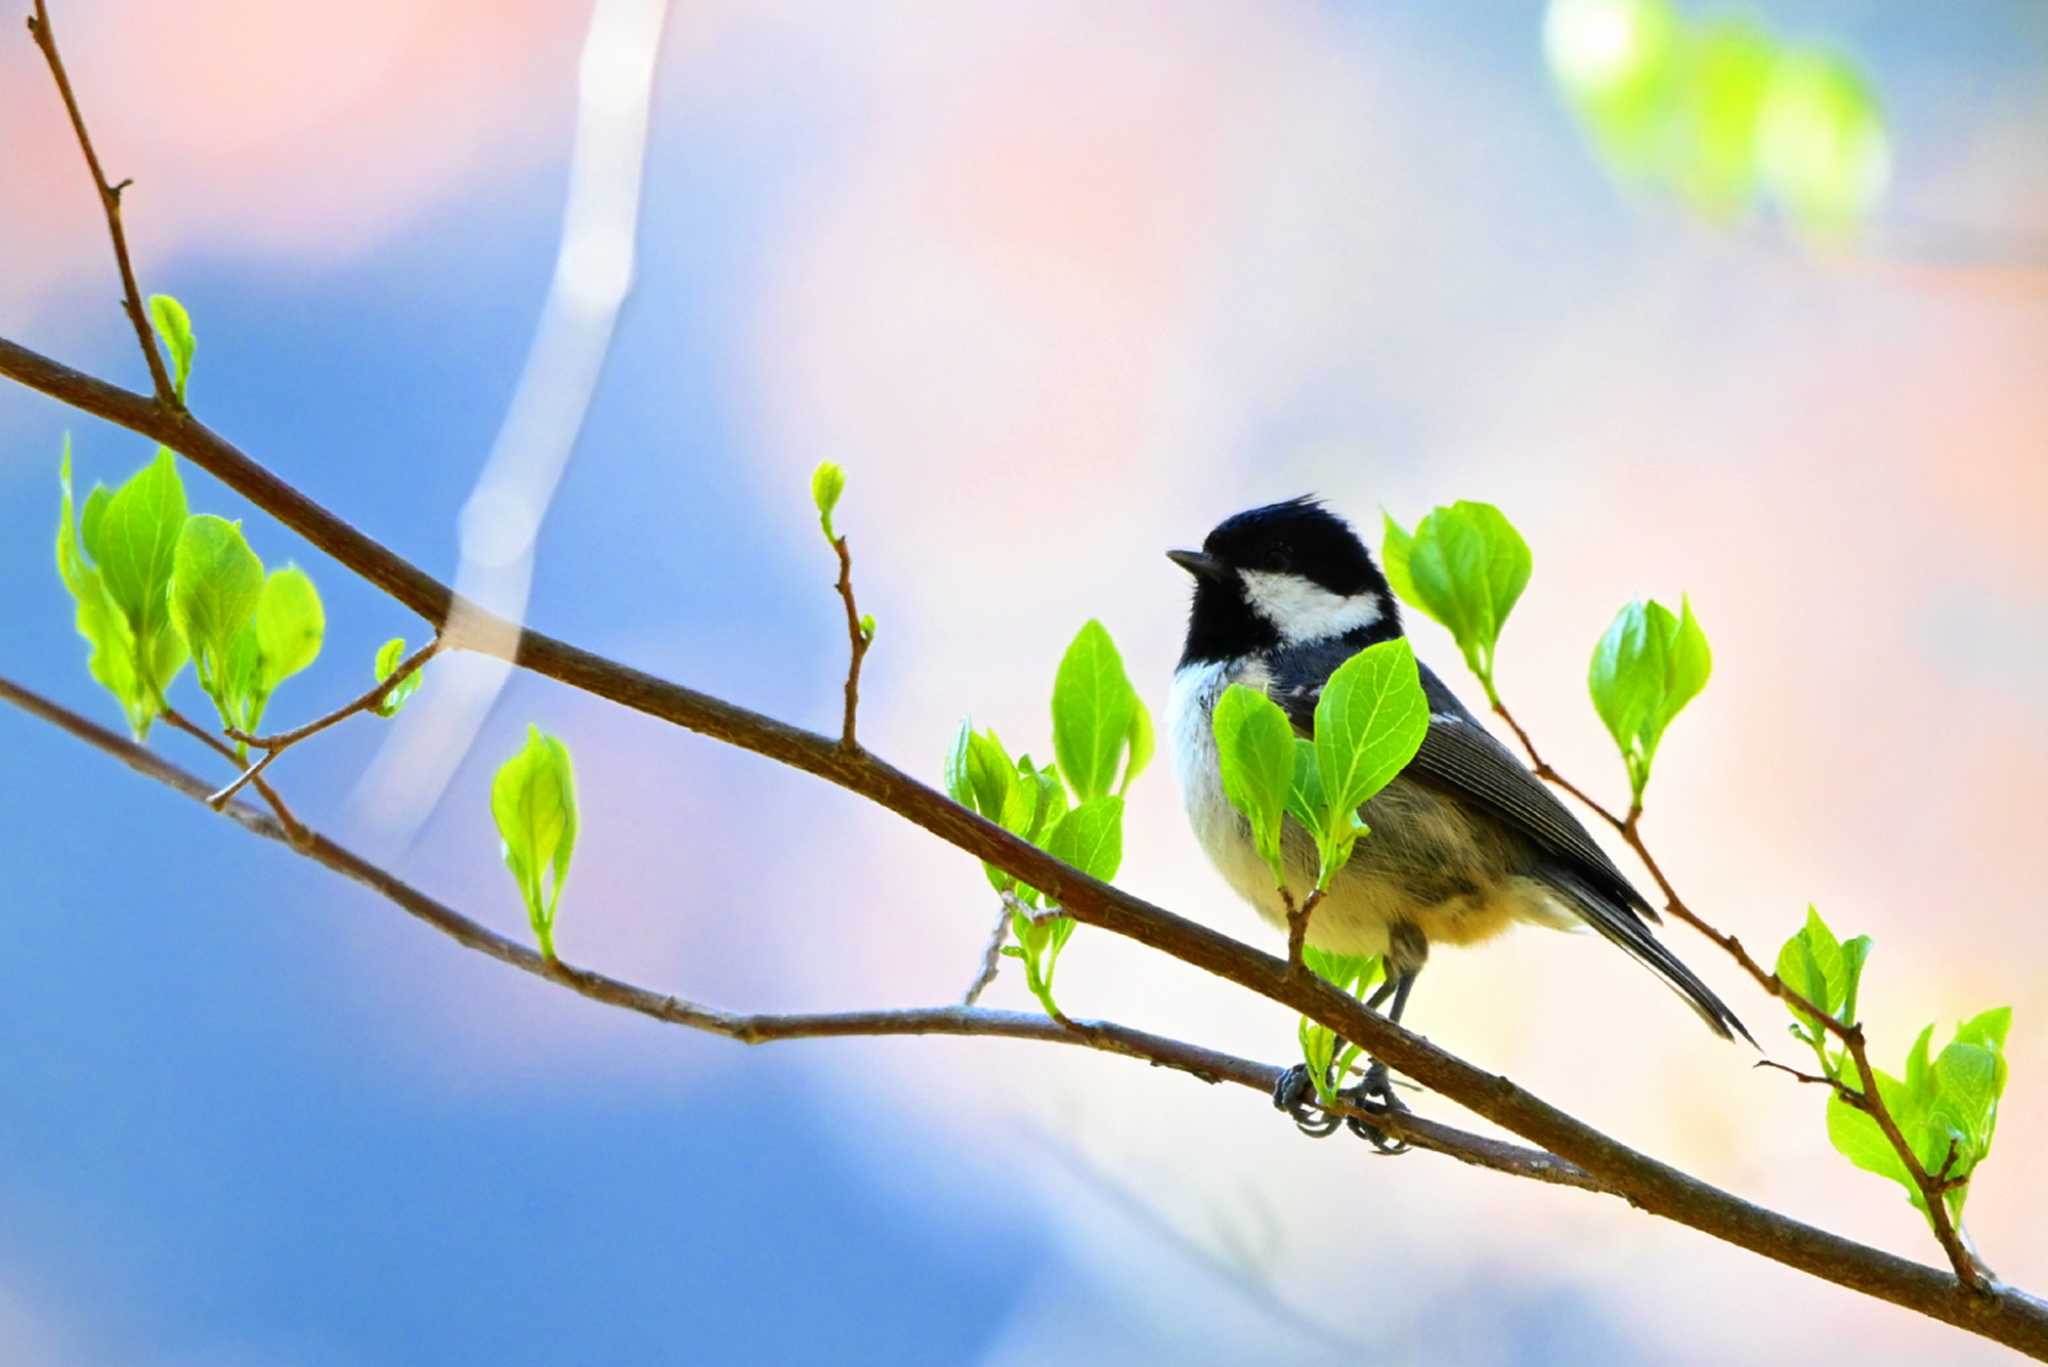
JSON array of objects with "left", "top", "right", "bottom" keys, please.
[{"left": 1267, "top": 649, "right": 1648, "bottom": 915}]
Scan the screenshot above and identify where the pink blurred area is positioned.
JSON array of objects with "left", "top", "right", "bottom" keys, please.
[{"left": 8, "top": 1, "right": 2047, "bottom": 1362}]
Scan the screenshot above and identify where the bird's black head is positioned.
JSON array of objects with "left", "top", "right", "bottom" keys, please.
[{"left": 1170, "top": 497, "right": 1400, "bottom": 666}]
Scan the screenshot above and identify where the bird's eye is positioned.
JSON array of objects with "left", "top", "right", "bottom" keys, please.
[{"left": 1268, "top": 542, "right": 1295, "bottom": 571}]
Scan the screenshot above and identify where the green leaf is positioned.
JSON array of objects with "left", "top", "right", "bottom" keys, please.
[
  {"left": 1015, "top": 755, "right": 1069, "bottom": 846},
  {"left": 95, "top": 448, "right": 190, "bottom": 703},
  {"left": 373, "top": 636, "right": 425, "bottom": 717},
  {"left": 1212, "top": 683, "right": 1296, "bottom": 888},
  {"left": 1380, "top": 512, "right": 1419, "bottom": 607},
  {"left": 1284, "top": 738, "right": 1325, "bottom": 835},
  {"left": 944, "top": 722, "right": 1033, "bottom": 895},
  {"left": 859, "top": 613, "right": 876, "bottom": 642},
  {"left": 1051, "top": 619, "right": 1140, "bottom": 804},
  {"left": 491, "top": 723, "right": 579, "bottom": 959},
  {"left": 1588, "top": 594, "right": 1711, "bottom": 798},
  {"left": 55, "top": 440, "right": 147, "bottom": 735},
  {"left": 1776, "top": 905, "right": 1843, "bottom": 1030},
  {"left": 1303, "top": 945, "right": 1383, "bottom": 999},
  {"left": 1676, "top": 17, "right": 1776, "bottom": 217},
  {"left": 1119, "top": 697, "right": 1155, "bottom": 796},
  {"left": 168, "top": 514, "right": 264, "bottom": 697},
  {"left": 1046, "top": 795, "right": 1124, "bottom": 884},
  {"left": 1382, "top": 502, "right": 1530, "bottom": 695},
  {"left": 1312, "top": 638, "right": 1429, "bottom": 832},
  {"left": 1827, "top": 1069, "right": 1913, "bottom": 1193},
  {"left": 811, "top": 461, "right": 846, "bottom": 541},
  {"left": 1838, "top": 934, "right": 1873, "bottom": 1030},
  {"left": 149, "top": 293, "right": 196, "bottom": 401},
  {"left": 253, "top": 566, "right": 324, "bottom": 693},
  {"left": 1757, "top": 47, "right": 1889, "bottom": 237},
  {"left": 1545, "top": 0, "right": 1683, "bottom": 177}
]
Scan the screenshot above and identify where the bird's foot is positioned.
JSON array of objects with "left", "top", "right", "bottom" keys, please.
[
  {"left": 1273, "top": 1061, "right": 1411, "bottom": 1151},
  {"left": 1272, "top": 1064, "right": 1342, "bottom": 1138},
  {"left": 1341, "top": 1060, "right": 1411, "bottom": 1153}
]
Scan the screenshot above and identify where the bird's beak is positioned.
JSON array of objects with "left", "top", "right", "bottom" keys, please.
[{"left": 1167, "top": 548, "right": 1229, "bottom": 581}]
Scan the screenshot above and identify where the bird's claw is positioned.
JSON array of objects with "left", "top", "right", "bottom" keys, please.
[
  {"left": 1344, "top": 1060, "right": 1411, "bottom": 1153},
  {"left": 1272, "top": 1064, "right": 1342, "bottom": 1137},
  {"left": 1272, "top": 1060, "right": 1411, "bottom": 1152}
]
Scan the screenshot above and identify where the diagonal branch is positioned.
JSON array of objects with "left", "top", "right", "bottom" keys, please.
[
  {"left": 1491, "top": 695, "right": 1992, "bottom": 1289},
  {"left": 26, "top": 1, "right": 176, "bottom": 405}
]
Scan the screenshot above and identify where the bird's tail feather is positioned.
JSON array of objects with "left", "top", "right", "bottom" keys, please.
[{"left": 1546, "top": 867, "right": 1755, "bottom": 1046}]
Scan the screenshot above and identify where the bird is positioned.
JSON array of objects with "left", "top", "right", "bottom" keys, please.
[{"left": 1165, "top": 497, "right": 1749, "bottom": 1140}]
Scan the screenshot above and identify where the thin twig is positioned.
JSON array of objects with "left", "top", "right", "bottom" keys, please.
[
  {"left": 1493, "top": 689, "right": 1993, "bottom": 1290},
  {"left": 158, "top": 704, "right": 307, "bottom": 845},
  {"left": 962, "top": 900, "right": 1013, "bottom": 1005},
  {"left": 1281, "top": 887, "right": 1324, "bottom": 975},
  {"left": 26, "top": 2, "right": 176, "bottom": 405},
  {"left": 1490, "top": 698, "right": 1628, "bottom": 829},
  {"left": 831, "top": 534, "right": 870, "bottom": 749},
  {"left": 208, "top": 638, "right": 440, "bottom": 806}
]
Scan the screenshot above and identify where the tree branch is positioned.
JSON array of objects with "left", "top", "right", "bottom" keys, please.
[
  {"left": 25, "top": 1, "right": 176, "bottom": 405},
  {"left": 1492, "top": 692, "right": 1993, "bottom": 1289}
]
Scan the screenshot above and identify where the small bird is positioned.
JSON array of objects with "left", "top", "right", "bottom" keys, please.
[{"left": 1166, "top": 498, "right": 1748, "bottom": 1137}]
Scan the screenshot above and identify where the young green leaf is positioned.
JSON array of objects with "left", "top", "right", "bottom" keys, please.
[
  {"left": 1589, "top": 594, "right": 1712, "bottom": 798},
  {"left": 491, "top": 724, "right": 579, "bottom": 959},
  {"left": 149, "top": 293, "right": 196, "bottom": 401},
  {"left": 95, "top": 448, "right": 191, "bottom": 707},
  {"left": 1675, "top": 17, "right": 1776, "bottom": 216},
  {"left": 168, "top": 514, "right": 264, "bottom": 696},
  {"left": 1212, "top": 683, "right": 1296, "bottom": 888},
  {"left": 943, "top": 722, "right": 1034, "bottom": 895},
  {"left": 373, "top": 637, "right": 425, "bottom": 717},
  {"left": 1046, "top": 795, "right": 1124, "bottom": 884},
  {"left": 1381, "top": 502, "right": 1530, "bottom": 697},
  {"left": 253, "top": 566, "right": 324, "bottom": 693},
  {"left": 1757, "top": 47, "right": 1888, "bottom": 237},
  {"left": 1119, "top": 697, "right": 1155, "bottom": 796},
  {"left": 1051, "top": 619, "right": 1141, "bottom": 804},
  {"left": 55, "top": 440, "right": 148, "bottom": 735},
  {"left": 1380, "top": 512, "right": 1419, "bottom": 608},
  {"left": 1313, "top": 637, "right": 1430, "bottom": 835},
  {"left": 811, "top": 460, "right": 846, "bottom": 541}
]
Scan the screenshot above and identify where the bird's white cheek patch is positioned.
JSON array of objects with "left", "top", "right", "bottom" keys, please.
[{"left": 1238, "top": 570, "right": 1384, "bottom": 645}]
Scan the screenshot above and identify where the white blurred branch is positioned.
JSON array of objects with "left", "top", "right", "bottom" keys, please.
[{"left": 352, "top": 0, "right": 671, "bottom": 838}]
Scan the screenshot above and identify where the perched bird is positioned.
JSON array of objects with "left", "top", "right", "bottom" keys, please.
[{"left": 1166, "top": 498, "right": 1748, "bottom": 1136}]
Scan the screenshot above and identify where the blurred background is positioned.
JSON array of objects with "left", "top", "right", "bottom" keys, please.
[{"left": 3, "top": 1, "right": 2044, "bottom": 1363}]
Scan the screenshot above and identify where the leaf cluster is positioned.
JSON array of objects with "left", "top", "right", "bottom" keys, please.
[
  {"left": 1778, "top": 911, "right": 2011, "bottom": 1225},
  {"left": 943, "top": 620, "right": 1150, "bottom": 1017}
]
